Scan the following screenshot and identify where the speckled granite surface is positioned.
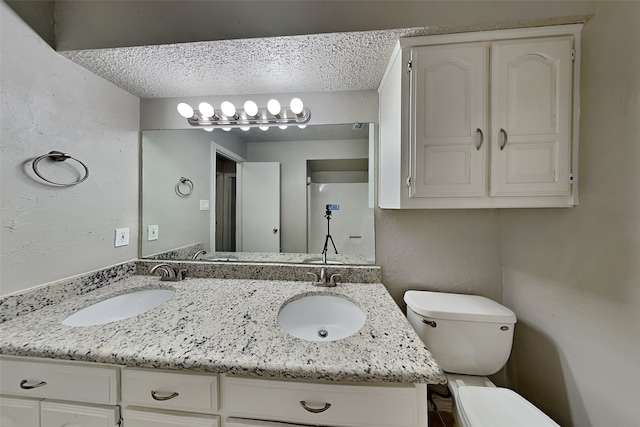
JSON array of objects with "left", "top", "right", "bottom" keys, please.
[
  {"left": 0, "top": 276, "right": 446, "bottom": 385},
  {"left": 0, "top": 261, "right": 136, "bottom": 323},
  {"left": 136, "top": 260, "right": 382, "bottom": 283}
]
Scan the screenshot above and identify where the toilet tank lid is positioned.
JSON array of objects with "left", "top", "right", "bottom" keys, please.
[
  {"left": 404, "top": 291, "right": 516, "bottom": 323},
  {"left": 458, "top": 387, "right": 559, "bottom": 427}
]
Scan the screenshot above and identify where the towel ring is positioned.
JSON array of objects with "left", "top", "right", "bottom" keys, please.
[
  {"left": 175, "top": 177, "right": 194, "bottom": 196},
  {"left": 32, "top": 151, "right": 89, "bottom": 186}
]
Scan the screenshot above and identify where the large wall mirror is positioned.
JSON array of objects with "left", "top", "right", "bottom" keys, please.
[{"left": 141, "top": 123, "right": 375, "bottom": 265}]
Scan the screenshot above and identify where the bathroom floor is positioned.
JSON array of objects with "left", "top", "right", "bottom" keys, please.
[{"left": 428, "top": 410, "right": 455, "bottom": 427}]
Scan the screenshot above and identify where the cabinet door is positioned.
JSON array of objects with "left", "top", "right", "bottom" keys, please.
[
  {"left": 40, "top": 400, "right": 119, "bottom": 427},
  {"left": 226, "top": 418, "right": 308, "bottom": 427},
  {"left": 123, "top": 407, "right": 219, "bottom": 427},
  {"left": 0, "top": 396, "right": 40, "bottom": 427},
  {"left": 410, "top": 43, "right": 488, "bottom": 198},
  {"left": 491, "top": 37, "right": 573, "bottom": 197}
]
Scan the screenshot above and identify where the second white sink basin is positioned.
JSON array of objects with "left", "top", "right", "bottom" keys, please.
[
  {"left": 278, "top": 294, "right": 366, "bottom": 341},
  {"left": 62, "top": 289, "right": 175, "bottom": 327}
]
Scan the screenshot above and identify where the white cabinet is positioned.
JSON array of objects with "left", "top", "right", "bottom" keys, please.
[
  {"left": 122, "top": 407, "right": 219, "bottom": 427},
  {"left": 378, "top": 25, "right": 581, "bottom": 209},
  {"left": 121, "top": 367, "right": 220, "bottom": 426},
  {"left": 2, "top": 358, "right": 428, "bottom": 427},
  {"left": 222, "top": 375, "right": 428, "bottom": 427},
  {"left": 0, "top": 356, "right": 120, "bottom": 427},
  {"left": 0, "top": 396, "right": 41, "bottom": 427},
  {"left": 40, "top": 401, "right": 119, "bottom": 427}
]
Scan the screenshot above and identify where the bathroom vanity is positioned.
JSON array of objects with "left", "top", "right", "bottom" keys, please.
[{"left": 0, "top": 271, "right": 445, "bottom": 427}]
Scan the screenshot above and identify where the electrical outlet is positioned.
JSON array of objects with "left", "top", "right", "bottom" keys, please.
[
  {"left": 148, "top": 225, "right": 159, "bottom": 241},
  {"left": 199, "top": 200, "right": 210, "bottom": 211},
  {"left": 115, "top": 228, "right": 130, "bottom": 247}
]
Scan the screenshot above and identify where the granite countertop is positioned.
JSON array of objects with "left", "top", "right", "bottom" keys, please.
[{"left": 0, "top": 276, "right": 445, "bottom": 384}]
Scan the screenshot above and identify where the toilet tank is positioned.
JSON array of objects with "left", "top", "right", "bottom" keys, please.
[{"left": 404, "top": 291, "right": 517, "bottom": 376}]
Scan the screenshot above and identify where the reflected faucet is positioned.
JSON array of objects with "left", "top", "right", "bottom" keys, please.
[
  {"left": 150, "top": 263, "right": 187, "bottom": 281},
  {"left": 192, "top": 250, "right": 207, "bottom": 260}
]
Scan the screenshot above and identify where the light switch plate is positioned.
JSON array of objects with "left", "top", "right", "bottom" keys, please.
[
  {"left": 199, "top": 200, "right": 210, "bottom": 211},
  {"left": 148, "top": 225, "right": 159, "bottom": 241},
  {"left": 115, "top": 228, "right": 130, "bottom": 247}
]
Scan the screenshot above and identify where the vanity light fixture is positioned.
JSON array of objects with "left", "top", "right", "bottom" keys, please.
[{"left": 176, "top": 98, "right": 311, "bottom": 130}]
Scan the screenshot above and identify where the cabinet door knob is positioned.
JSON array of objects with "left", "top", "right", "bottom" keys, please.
[
  {"left": 300, "top": 400, "right": 332, "bottom": 413},
  {"left": 151, "top": 390, "right": 180, "bottom": 401},
  {"left": 499, "top": 128, "right": 509, "bottom": 150},
  {"left": 476, "top": 128, "right": 484, "bottom": 150},
  {"left": 20, "top": 379, "right": 47, "bottom": 389}
]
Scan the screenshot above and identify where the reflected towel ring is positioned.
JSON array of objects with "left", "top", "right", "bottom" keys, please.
[
  {"left": 175, "top": 177, "right": 194, "bottom": 196},
  {"left": 32, "top": 151, "right": 89, "bottom": 186}
]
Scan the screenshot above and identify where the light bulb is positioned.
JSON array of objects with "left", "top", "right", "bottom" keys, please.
[
  {"left": 221, "top": 101, "right": 236, "bottom": 117},
  {"left": 290, "top": 98, "right": 304, "bottom": 115},
  {"left": 267, "top": 99, "right": 281, "bottom": 116},
  {"left": 240, "top": 126, "right": 250, "bottom": 131},
  {"left": 222, "top": 127, "right": 231, "bottom": 132},
  {"left": 244, "top": 100, "right": 258, "bottom": 117},
  {"left": 203, "top": 127, "right": 214, "bottom": 132},
  {"left": 279, "top": 125, "right": 288, "bottom": 130},
  {"left": 198, "top": 102, "right": 215, "bottom": 118},
  {"left": 177, "top": 103, "right": 195, "bottom": 119},
  {"left": 298, "top": 124, "right": 307, "bottom": 129},
  {"left": 259, "top": 125, "right": 269, "bottom": 131}
]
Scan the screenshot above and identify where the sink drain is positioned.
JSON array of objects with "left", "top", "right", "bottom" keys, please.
[{"left": 317, "top": 329, "right": 329, "bottom": 338}]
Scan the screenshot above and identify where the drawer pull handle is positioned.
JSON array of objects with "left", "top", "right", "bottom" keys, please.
[
  {"left": 151, "top": 390, "right": 179, "bottom": 401},
  {"left": 20, "top": 379, "right": 47, "bottom": 390},
  {"left": 300, "top": 400, "right": 332, "bottom": 413},
  {"left": 499, "top": 128, "right": 508, "bottom": 150}
]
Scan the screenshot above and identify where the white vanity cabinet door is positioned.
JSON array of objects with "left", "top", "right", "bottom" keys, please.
[
  {"left": 0, "top": 395, "right": 41, "bottom": 427},
  {"left": 40, "top": 401, "right": 119, "bottom": 427},
  {"left": 409, "top": 43, "right": 488, "bottom": 198},
  {"left": 123, "top": 407, "right": 219, "bottom": 427},
  {"left": 0, "top": 357, "right": 119, "bottom": 405},
  {"left": 223, "top": 376, "right": 423, "bottom": 427},
  {"left": 490, "top": 36, "right": 574, "bottom": 197},
  {"left": 121, "top": 368, "right": 218, "bottom": 414},
  {"left": 226, "top": 418, "right": 309, "bottom": 427}
]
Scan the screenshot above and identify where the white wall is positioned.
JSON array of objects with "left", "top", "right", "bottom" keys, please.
[
  {"left": 308, "top": 183, "right": 375, "bottom": 261},
  {"left": 0, "top": 3, "right": 140, "bottom": 296},
  {"left": 141, "top": 131, "right": 213, "bottom": 257},
  {"left": 248, "top": 139, "right": 370, "bottom": 253},
  {"left": 500, "top": 3, "right": 640, "bottom": 426}
]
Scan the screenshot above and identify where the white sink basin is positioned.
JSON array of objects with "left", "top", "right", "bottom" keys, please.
[
  {"left": 278, "top": 294, "right": 366, "bottom": 341},
  {"left": 62, "top": 289, "right": 175, "bottom": 327}
]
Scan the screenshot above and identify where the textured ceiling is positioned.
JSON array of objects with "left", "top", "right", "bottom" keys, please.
[
  {"left": 60, "top": 15, "right": 588, "bottom": 99},
  {"left": 62, "top": 27, "right": 430, "bottom": 98}
]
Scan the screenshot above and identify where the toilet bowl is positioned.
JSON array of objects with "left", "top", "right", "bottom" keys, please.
[{"left": 404, "top": 290, "right": 559, "bottom": 427}]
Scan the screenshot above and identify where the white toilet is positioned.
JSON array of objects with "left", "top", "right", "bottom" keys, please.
[{"left": 404, "top": 290, "right": 559, "bottom": 427}]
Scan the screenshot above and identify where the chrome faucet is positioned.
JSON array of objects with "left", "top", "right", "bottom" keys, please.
[
  {"left": 192, "top": 250, "right": 207, "bottom": 260},
  {"left": 308, "top": 267, "right": 341, "bottom": 287},
  {"left": 150, "top": 263, "right": 187, "bottom": 281}
]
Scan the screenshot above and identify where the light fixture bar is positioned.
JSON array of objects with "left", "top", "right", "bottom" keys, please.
[{"left": 178, "top": 99, "right": 311, "bottom": 129}]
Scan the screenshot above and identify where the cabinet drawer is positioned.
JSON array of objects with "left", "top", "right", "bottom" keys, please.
[
  {"left": 40, "top": 400, "right": 119, "bottom": 427},
  {"left": 123, "top": 406, "right": 220, "bottom": 427},
  {"left": 223, "top": 376, "right": 421, "bottom": 427},
  {"left": 122, "top": 367, "right": 218, "bottom": 414},
  {"left": 0, "top": 357, "right": 119, "bottom": 405}
]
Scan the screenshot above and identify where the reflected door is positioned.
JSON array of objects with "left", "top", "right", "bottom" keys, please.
[{"left": 239, "top": 162, "right": 280, "bottom": 252}]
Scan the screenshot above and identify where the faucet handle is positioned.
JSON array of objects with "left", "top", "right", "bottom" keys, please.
[
  {"left": 329, "top": 274, "right": 342, "bottom": 285},
  {"left": 307, "top": 272, "right": 319, "bottom": 283}
]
